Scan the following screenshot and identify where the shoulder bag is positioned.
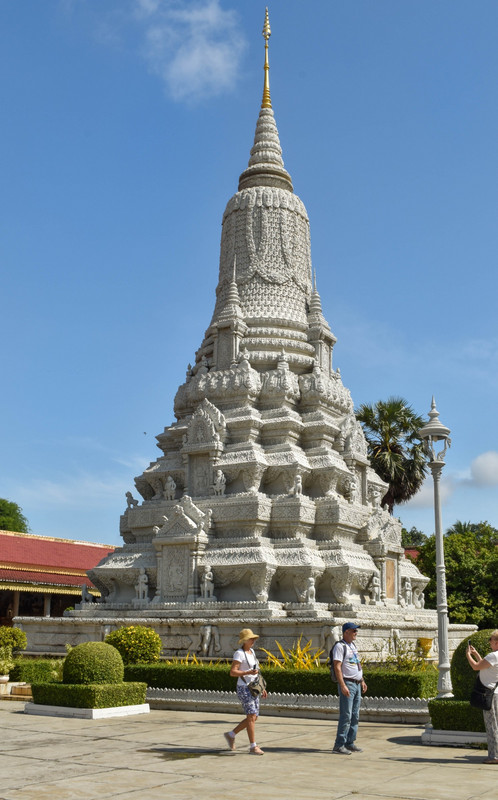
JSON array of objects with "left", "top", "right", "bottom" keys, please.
[
  {"left": 243, "top": 649, "right": 267, "bottom": 698},
  {"left": 469, "top": 674, "right": 498, "bottom": 711}
]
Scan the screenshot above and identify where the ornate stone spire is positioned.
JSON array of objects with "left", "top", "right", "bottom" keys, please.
[
  {"left": 238, "top": 9, "right": 293, "bottom": 192},
  {"left": 307, "top": 271, "right": 337, "bottom": 371}
]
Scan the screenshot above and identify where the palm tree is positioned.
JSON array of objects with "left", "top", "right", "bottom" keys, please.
[{"left": 355, "top": 396, "right": 427, "bottom": 514}]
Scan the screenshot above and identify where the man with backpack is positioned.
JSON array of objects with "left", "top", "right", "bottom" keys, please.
[{"left": 331, "top": 622, "right": 367, "bottom": 755}]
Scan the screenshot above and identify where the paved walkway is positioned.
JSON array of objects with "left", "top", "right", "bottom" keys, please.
[{"left": 0, "top": 703, "right": 494, "bottom": 800}]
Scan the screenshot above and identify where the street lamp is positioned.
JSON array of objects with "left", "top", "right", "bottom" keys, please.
[{"left": 418, "top": 397, "right": 453, "bottom": 698}]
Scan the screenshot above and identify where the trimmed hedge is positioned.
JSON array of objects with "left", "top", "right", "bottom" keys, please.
[
  {"left": 63, "top": 642, "right": 124, "bottom": 685},
  {"left": 124, "top": 663, "right": 437, "bottom": 699},
  {"left": 364, "top": 668, "right": 437, "bottom": 699},
  {"left": 428, "top": 699, "right": 485, "bottom": 732},
  {"left": 11, "top": 658, "right": 62, "bottom": 684},
  {"left": 450, "top": 629, "right": 494, "bottom": 700},
  {"left": 31, "top": 682, "right": 147, "bottom": 709}
]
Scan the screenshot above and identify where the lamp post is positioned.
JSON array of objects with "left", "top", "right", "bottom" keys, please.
[{"left": 418, "top": 397, "right": 453, "bottom": 698}]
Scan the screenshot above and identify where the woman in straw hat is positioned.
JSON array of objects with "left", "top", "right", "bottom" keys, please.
[{"left": 224, "top": 628, "right": 267, "bottom": 755}]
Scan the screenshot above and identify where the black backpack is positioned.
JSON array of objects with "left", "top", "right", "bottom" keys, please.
[{"left": 329, "top": 640, "right": 348, "bottom": 683}]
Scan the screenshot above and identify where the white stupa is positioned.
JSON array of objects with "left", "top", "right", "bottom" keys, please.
[{"left": 22, "top": 12, "right": 442, "bottom": 658}]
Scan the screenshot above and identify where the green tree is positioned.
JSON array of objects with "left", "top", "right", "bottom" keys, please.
[
  {"left": 401, "top": 526, "right": 427, "bottom": 548},
  {"left": 355, "top": 397, "right": 427, "bottom": 514},
  {"left": 0, "top": 499, "right": 30, "bottom": 533},
  {"left": 415, "top": 520, "right": 498, "bottom": 628}
]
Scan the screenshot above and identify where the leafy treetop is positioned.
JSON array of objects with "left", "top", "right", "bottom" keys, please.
[
  {"left": 355, "top": 397, "right": 427, "bottom": 514},
  {"left": 0, "top": 499, "right": 30, "bottom": 533},
  {"left": 401, "top": 526, "right": 427, "bottom": 548},
  {"left": 415, "top": 520, "right": 498, "bottom": 629}
]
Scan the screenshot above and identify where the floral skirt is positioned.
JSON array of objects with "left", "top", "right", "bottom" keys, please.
[{"left": 237, "top": 683, "right": 260, "bottom": 716}]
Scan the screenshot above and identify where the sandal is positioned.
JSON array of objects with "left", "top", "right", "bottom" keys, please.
[{"left": 224, "top": 732, "right": 236, "bottom": 751}]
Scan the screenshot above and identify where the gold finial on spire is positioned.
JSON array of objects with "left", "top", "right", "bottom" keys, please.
[{"left": 261, "top": 7, "right": 272, "bottom": 109}]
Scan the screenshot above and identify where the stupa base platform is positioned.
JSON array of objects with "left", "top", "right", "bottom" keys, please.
[{"left": 15, "top": 611, "right": 474, "bottom": 663}]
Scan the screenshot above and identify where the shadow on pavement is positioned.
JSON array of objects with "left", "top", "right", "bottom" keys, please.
[{"left": 141, "top": 745, "right": 324, "bottom": 759}]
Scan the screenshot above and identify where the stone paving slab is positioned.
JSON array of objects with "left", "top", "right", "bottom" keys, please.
[{"left": 0, "top": 703, "right": 494, "bottom": 800}]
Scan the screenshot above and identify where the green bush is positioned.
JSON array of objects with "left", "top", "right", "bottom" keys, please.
[
  {"left": 104, "top": 626, "right": 162, "bottom": 665},
  {"left": 11, "top": 657, "right": 63, "bottom": 684},
  {"left": 124, "top": 662, "right": 436, "bottom": 698},
  {"left": 62, "top": 642, "right": 124, "bottom": 685},
  {"left": 0, "top": 626, "right": 27, "bottom": 652},
  {"left": 31, "top": 681, "right": 147, "bottom": 709},
  {"left": 428, "top": 699, "right": 485, "bottom": 732},
  {"left": 450, "top": 629, "right": 493, "bottom": 700},
  {"left": 0, "top": 646, "right": 15, "bottom": 675}
]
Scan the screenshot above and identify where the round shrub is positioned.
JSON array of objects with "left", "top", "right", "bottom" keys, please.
[
  {"left": 450, "top": 629, "right": 494, "bottom": 700},
  {"left": 62, "top": 642, "right": 124, "bottom": 685},
  {"left": 0, "top": 626, "right": 27, "bottom": 652},
  {"left": 104, "top": 625, "right": 162, "bottom": 665}
]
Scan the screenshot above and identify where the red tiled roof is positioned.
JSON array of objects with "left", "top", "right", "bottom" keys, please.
[
  {"left": 0, "top": 530, "right": 115, "bottom": 592},
  {"left": 0, "top": 568, "right": 94, "bottom": 588},
  {"left": 0, "top": 530, "right": 115, "bottom": 570}
]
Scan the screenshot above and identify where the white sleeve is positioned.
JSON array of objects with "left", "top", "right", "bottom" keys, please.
[{"left": 332, "top": 642, "right": 345, "bottom": 662}]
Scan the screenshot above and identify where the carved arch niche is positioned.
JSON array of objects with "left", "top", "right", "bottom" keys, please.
[{"left": 181, "top": 400, "right": 226, "bottom": 498}]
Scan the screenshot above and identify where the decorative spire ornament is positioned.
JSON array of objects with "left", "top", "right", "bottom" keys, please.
[{"left": 262, "top": 8, "right": 272, "bottom": 109}]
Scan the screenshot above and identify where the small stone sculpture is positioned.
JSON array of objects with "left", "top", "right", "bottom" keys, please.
[
  {"left": 291, "top": 474, "right": 302, "bottom": 496},
  {"left": 135, "top": 568, "right": 149, "bottom": 601},
  {"left": 212, "top": 469, "right": 226, "bottom": 496},
  {"left": 344, "top": 474, "right": 358, "bottom": 504},
  {"left": 368, "top": 486, "right": 382, "bottom": 509},
  {"left": 403, "top": 577, "right": 413, "bottom": 607},
  {"left": 126, "top": 491, "right": 139, "bottom": 509},
  {"left": 320, "top": 625, "right": 340, "bottom": 655},
  {"left": 237, "top": 348, "right": 251, "bottom": 370},
  {"left": 413, "top": 586, "right": 425, "bottom": 608},
  {"left": 391, "top": 628, "right": 401, "bottom": 654},
  {"left": 197, "top": 624, "right": 221, "bottom": 656},
  {"left": 304, "top": 576, "right": 316, "bottom": 604},
  {"left": 368, "top": 574, "right": 381, "bottom": 605},
  {"left": 164, "top": 475, "right": 176, "bottom": 501},
  {"left": 197, "top": 355, "right": 210, "bottom": 375},
  {"left": 81, "top": 584, "right": 93, "bottom": 605},
  {"left": 200, "top": 565, "right": 215, "bottom": 600}
]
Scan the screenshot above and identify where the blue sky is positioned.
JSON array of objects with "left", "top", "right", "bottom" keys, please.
[{"left": 1, "top": 0, "right": 497, "bottom": 546}]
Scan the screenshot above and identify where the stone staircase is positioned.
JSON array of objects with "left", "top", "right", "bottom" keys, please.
[{"left": 0, "top": 683, "right": 32, "bottom": 702}]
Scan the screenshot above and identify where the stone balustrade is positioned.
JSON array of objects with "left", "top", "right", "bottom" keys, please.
[{"left": 147, "top": 687, "right": 430, "bottom": 724}]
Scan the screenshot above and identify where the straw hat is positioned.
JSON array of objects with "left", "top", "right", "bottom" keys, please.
[{"left": 238, "top": 628, "right": 259, "bottom": 646}]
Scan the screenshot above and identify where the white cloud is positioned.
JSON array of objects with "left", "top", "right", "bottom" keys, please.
[
  {"left": 404, "top": 475, "right": 455, "bottom": 509},
  {"left": 134, "top": 0, "right": 247, "bottom": 102},
  {"left": 61, "top": 0, "right": 246, "bottom": 104},
  {"left": 14, "top": 473, "right": 130, "bottom": 510},
  {"left": 402, "top": 450, "right": 498, "bottom": 514},
  {"left": 469, "top": 451, "right": 498, "bottom": 487}
]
